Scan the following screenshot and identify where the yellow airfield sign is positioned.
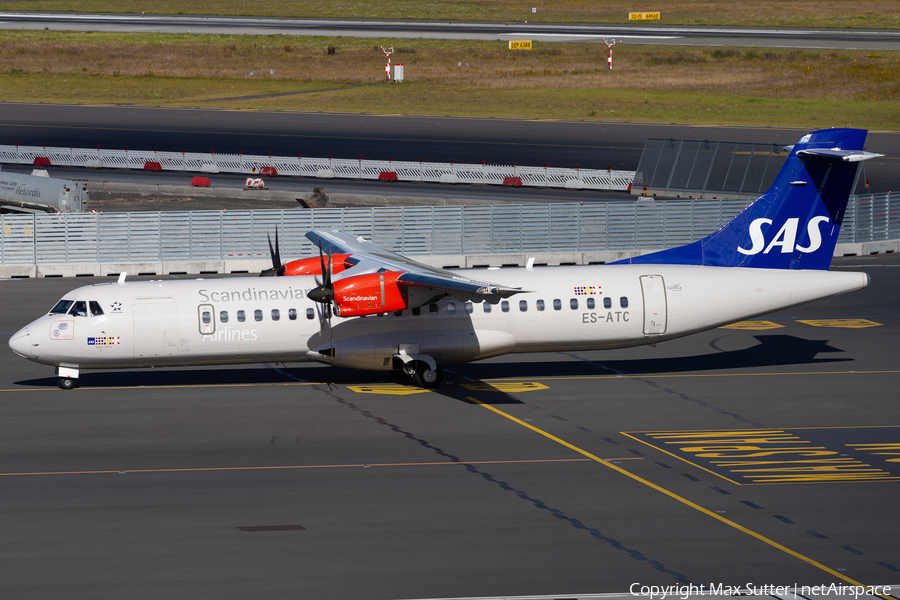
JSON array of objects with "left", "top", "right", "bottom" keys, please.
[
  {"left": 508, "top": 40, "right": 532, "bottom": 50},
  {"left": 629, "top": 12, "right": 660, "bottom": 20}
]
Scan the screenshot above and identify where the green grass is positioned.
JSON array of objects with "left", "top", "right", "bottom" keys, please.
[{"left": 0, "top": 30, "right": 898, "bottom": 130}]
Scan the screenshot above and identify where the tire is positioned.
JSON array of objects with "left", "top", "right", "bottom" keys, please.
[
  {"left": 59, "top": 377, "right": 77, "bottom": 390},
  {"left": 412, "top": 362, "right": 442, "bottom": 388}
]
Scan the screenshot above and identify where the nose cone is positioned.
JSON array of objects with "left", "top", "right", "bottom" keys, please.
[{"left": 8, "top": 326, "right": 32, "bottom": 359}]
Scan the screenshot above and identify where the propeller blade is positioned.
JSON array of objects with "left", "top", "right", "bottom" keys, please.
[
  {"left": 307, "top": 245, "right": 336, "bottom": 304},
  {"left": 260, "top": 230, "right": 285, "bottom": 277}
]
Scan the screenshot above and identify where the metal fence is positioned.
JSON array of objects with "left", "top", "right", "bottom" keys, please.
[
  {"left": 0, "top": 144, "right": 634, "bottom": 192},
  {"left": 2, "top": 194, "right": 895, "bottom": 265},
  {"left": 633, "top": 138, "right": 790, "bottom": 198}
]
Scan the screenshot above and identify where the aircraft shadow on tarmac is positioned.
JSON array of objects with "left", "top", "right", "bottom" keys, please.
[
  {"left": 456, "top": 334, "right": 850, "bottom": 381},
  {"left": 14, "top": 335, "right": 848, "bottom": 394}
]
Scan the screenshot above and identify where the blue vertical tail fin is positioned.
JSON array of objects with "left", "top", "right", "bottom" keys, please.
[{"left": 616, "top": 128, "right": 880, "bottom": 270}]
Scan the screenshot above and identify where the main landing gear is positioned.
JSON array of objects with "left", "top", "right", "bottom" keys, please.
[
  {"left": 395, "top": 353, "right": 443, "bottom": 388},
  {"left": 412, "top": 361, "right": 443, "bottom": 388}
]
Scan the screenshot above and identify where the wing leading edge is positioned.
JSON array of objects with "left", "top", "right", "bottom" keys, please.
[{"left": 305, "top": 230, "right": 529, "bottom": 304}]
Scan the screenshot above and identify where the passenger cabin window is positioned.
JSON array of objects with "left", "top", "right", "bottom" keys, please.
[
  {"left": 465, "top": 302, "right": 474, "bottom": 314},
  {"left": 483, "top": 302, "right": 492, "bottom": 313},
  {"left": 587, "top": 298, "right": 595, "bottom": 310},
  {"left": 446, "top": 303, "right": 456, "bottom": 315},
  {"left": 570, "top": 298, "right": 578, "bottom": 310},
  {"left": 237, "top": 310, "right": 246, "bottom": 323},
  {"left": 220, "top": 311, "right": 229, "bottom": 323},
  {"left": 50, "top": 300, "right": 74, "bottom": 315},
  {"left": 394, "top": 310, "right": 403, "bottom": 317},
  {"left": 254, "top": 309, "right": 263, "bottom": 322},
  {"left": 201, "top": 311, "right": 212, "bottom": 324},
  {"left": 501, "top": 301, "right": 509, "bottom": 313},
  {"left": 306, "top": 308, "right": 315, "bottom": 320},
  {"left": 604, "top": 297, "right": 612, "bottom": 309},
  {"left": 429, "top": 304, "right": 438, "bottom": 315},
  {"left": 271, "top": 309, "right": 280, "bottom": 321},
  {"left": 536, "top": 300, "right": 545, "bottom": 311},
  {"left": 89, "top": 301, "right": 104, "bottom": 316},
  {"left": 620, "top": 297, "right": 629, "bottom": 309},
  {"left": 553, "top": 299, "right": 561, "bottom": 311},
  {"left": 289, "top": 308, "right": 297, "bottom": 321},
  {"left": 412, "top": 307, "right": 421, "bottom": 316},
  {"left": 519, "top": 300, "right": 528, "bottom": 312},
  {"left": 69, "top": 301, "right": 87, "bottom": 317}
]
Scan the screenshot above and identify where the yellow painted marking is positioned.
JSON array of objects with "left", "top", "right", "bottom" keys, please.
[
  {"left": 720, "top": 320, "right": 784, "bottom": 330},
  {"left": 347, "top": 384, "right": 430, "bottom": 395},
  {"left": 846, "top": 442, "right": 900, "bottom": 451},
  {"left": 468, "top": 397, "right": 889, "bottom": 597},
  {"left": 627, "top": 429, "right": 899, "bottom": 485},
  {"left": 0, "top": 457, "right": 590, "bottom": 478},
  {"left": 797, "top": 318, "right": 882, "bottom": 328},
  {"left": 621, "top": 432, "right": 743, "bottom": 485},
  {"left": 461, "top": 381, "right": 548, "bottom": 393}
]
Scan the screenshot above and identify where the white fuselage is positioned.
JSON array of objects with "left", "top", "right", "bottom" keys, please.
[{"left": 9, "top": 265, "right": 868, "bottom": 374}]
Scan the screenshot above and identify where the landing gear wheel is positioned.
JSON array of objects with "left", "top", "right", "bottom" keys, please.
[
  {"left": 58, "top": 377, "right": 78, "bottom": 390},
  {"left": 412, "top": 362, "right": 443, "bottom": 388}
]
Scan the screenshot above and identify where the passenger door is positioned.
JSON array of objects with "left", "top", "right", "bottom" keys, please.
[{"left": 640, "top": 275, "right": 667, "bottom": 336}]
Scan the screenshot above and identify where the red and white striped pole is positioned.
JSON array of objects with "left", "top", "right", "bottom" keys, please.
[
  {"left": 381, "top": 45, "right": 394, "bottom": 81},
  {"left": 603, "top": 37, "right": 616, "bottom": 70}
]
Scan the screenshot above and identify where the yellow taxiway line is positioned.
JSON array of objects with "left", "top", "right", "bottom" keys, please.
[{"left": 469, "top": 396, "right": 891, "bottom": 597}]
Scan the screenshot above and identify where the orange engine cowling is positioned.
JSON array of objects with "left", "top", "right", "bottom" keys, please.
[
  {"left": 283, "top": 253, "right": 352, "bottom": 277},
  {"left": 333, "top": 271, "right": 408, "bottom": 317}
]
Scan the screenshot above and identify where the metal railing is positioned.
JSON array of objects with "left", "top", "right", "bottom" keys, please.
[
  {"left": 0, "top": 144, "right": 635, "bottom": 192},
  {"left": 2, "top": 194, "right": 895, "bottom": 265}
]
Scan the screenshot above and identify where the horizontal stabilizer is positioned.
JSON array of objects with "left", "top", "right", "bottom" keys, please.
[{"left": 797, "top": 148, "right": 884, "bottom": 162}]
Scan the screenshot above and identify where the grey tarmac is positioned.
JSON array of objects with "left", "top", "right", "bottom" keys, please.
[{"left": 0, "top": 253, "right": 898, "bottom": 598}]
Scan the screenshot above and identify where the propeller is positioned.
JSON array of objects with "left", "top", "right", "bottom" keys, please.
[
  {"left": 307, "top": 245, "right": 335, "bottom": 354},
  {"left": 306, "top": 245, "right": 335, "bottom": 305},
  {"left": 259, "top": 230, "right": 284, "bottom": 277}
]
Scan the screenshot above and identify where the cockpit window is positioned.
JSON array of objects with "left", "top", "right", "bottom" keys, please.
[
  {"left": 89, "top": 301, "right": 104, "bottom": 316},
  {"left": 50, "top": 300, "right": 74, "bottom": 315},
  {"left": 68, "top": 301, "right": 87, "bottom": 317}
]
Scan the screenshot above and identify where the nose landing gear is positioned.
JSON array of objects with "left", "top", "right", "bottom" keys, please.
[
  {"left": 56, "top": 366, "right": 79, "bottom": 390},
  {"left": 58, "top": 377, "right": 78, "bottom": 390}
]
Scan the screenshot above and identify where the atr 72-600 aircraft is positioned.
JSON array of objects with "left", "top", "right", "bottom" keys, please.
[{"left": 9, "top": 129, "right": 880, "bottom": 389}]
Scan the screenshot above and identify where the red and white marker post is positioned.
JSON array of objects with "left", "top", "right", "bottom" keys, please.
[
  {"left": 603, "top": 37, "right": 616, "bottom": 70},
  {"left": 381, "top": 45, "right": 394, "bottom": 81}
]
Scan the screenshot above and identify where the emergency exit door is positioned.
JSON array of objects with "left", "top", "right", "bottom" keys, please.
[{"left": 640, "top": 275, "right": 667, "bottom": 336}]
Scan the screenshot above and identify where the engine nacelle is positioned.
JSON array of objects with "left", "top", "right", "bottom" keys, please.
[
  {"left": 333, "top": 271, "right": 408, "bottom": 317},
  {"left": 283, "top": 253, "right": 352, "bottom": 277}
]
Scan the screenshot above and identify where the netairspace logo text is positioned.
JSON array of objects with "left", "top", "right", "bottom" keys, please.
[{"left": 629, "top": 583, "right": 892, "bottom": 600}]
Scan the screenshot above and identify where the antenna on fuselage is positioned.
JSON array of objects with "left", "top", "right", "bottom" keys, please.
[{"left": 117, "top": 272, "right": 127, "bottom": 285}]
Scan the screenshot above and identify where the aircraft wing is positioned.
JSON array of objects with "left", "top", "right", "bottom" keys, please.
[{"left": 306, "top": 230, "right": 529, "bottom": 304}]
